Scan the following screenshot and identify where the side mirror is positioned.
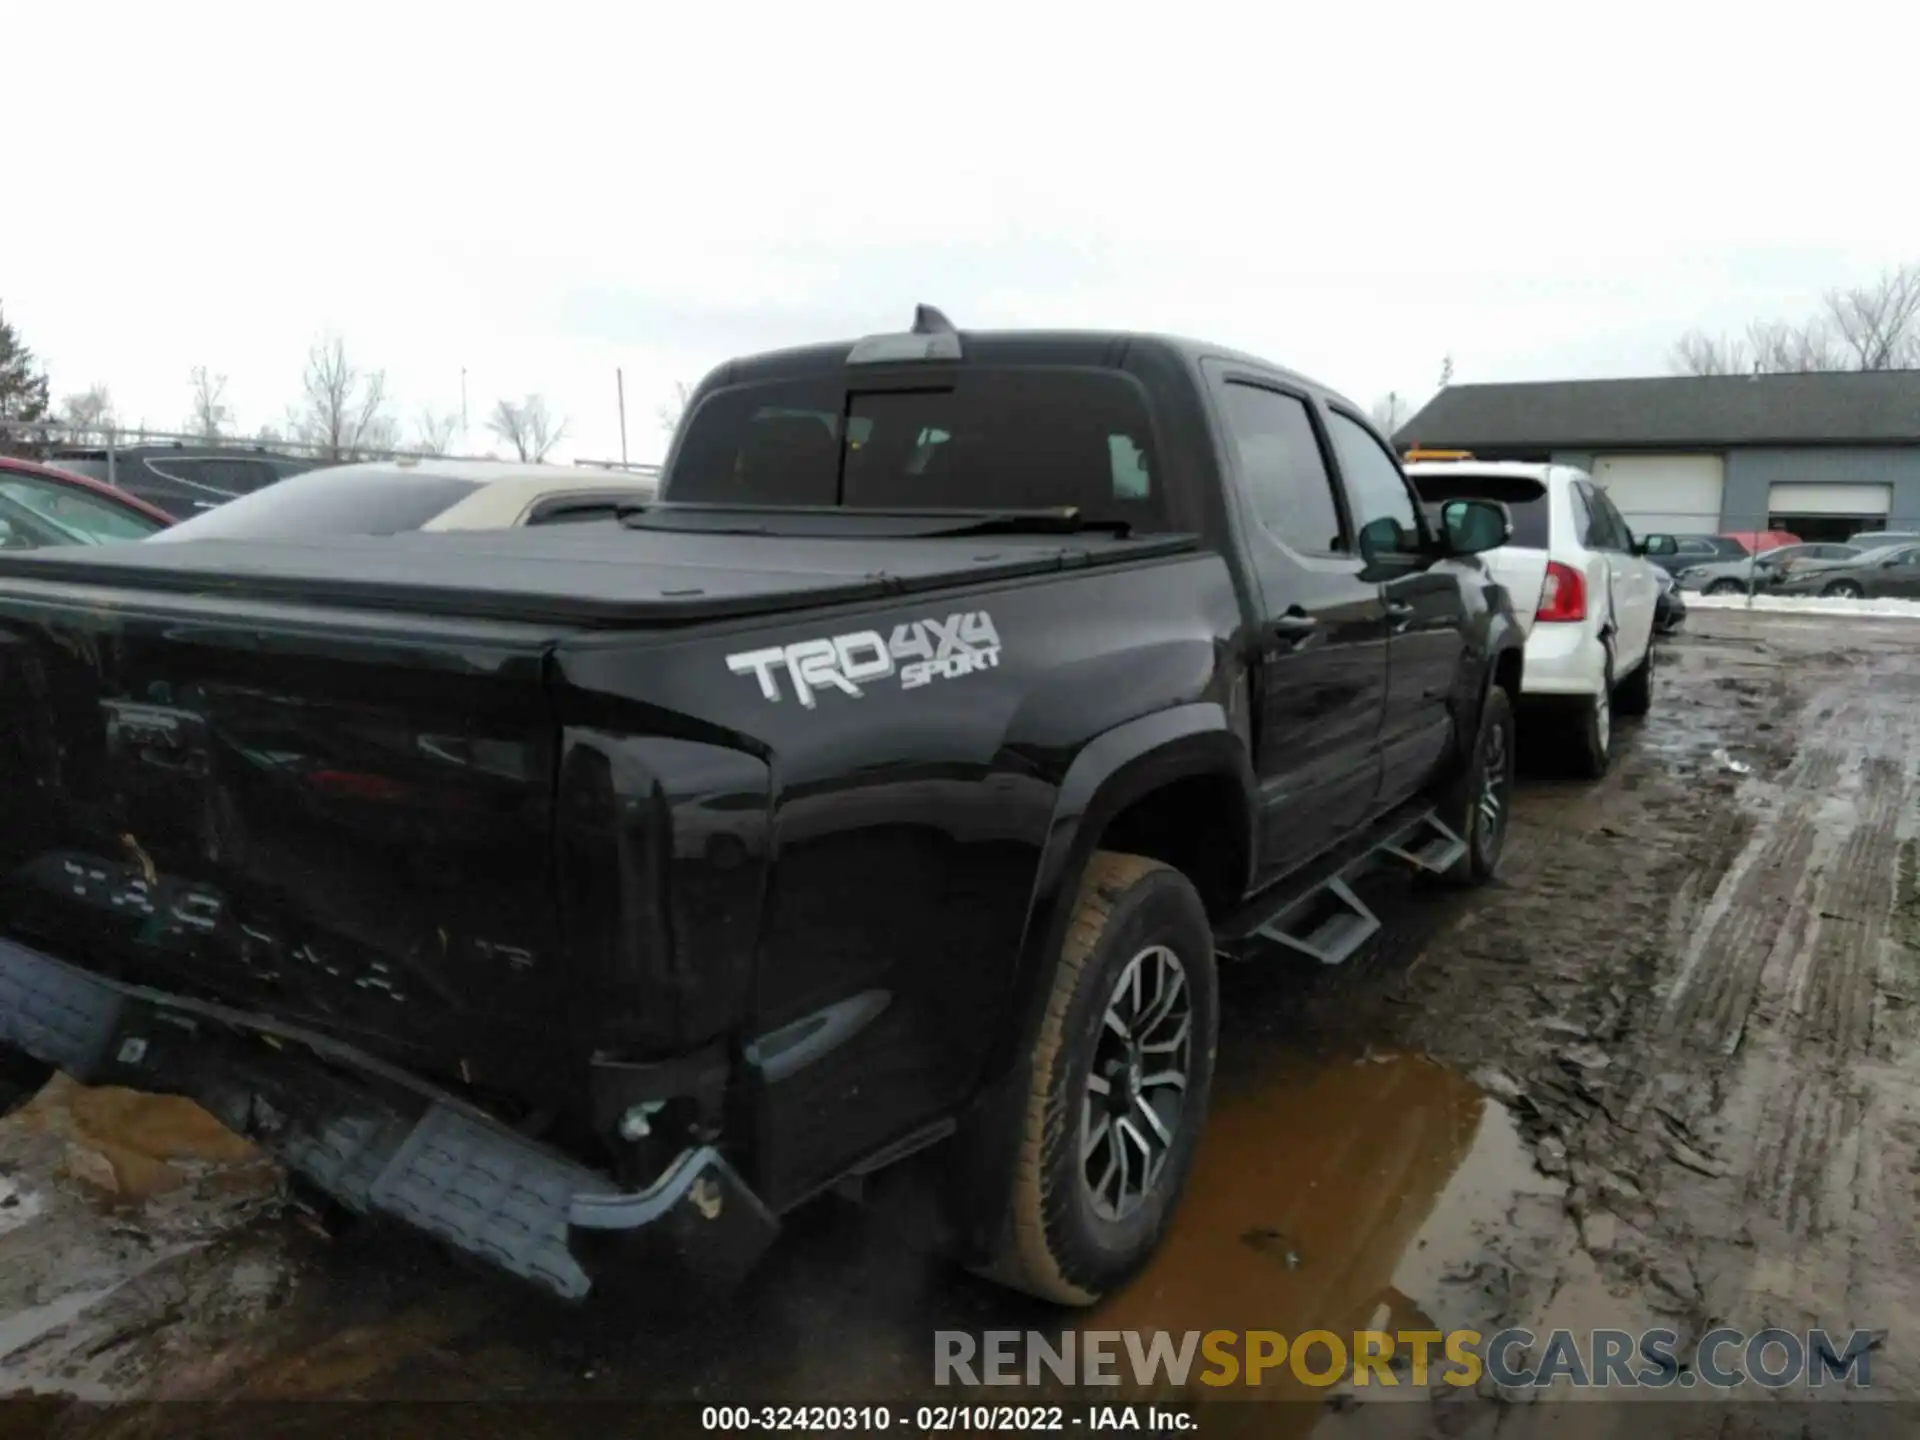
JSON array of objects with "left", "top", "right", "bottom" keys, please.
[
  {"left": 1357, "top": 515, "right": 1417, "bottom": 566},
  {"left": 1438, "top": 498, "right": 1513, "bottom": 556}
]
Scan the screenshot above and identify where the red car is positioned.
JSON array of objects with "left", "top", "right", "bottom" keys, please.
[
  {"left": 0, "top": 455, "right": 174, "bottom": 550},
  {"left": 1722, "top": 528, "right": 1802, "bottom": 554}
]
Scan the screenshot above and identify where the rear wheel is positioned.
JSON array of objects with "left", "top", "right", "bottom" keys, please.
[
  {"left": 980, "top": 852, "right": 1217, "bottom": 1305},
  {"left": 1561, "top": 644, "right": 1614, "bottom": 779},
  {"left": 1705, "top": 579, "right": 1744, "bottom": 596},
  {"left": 1824, "top": 580, "right": 1865, "bottom": 599}
]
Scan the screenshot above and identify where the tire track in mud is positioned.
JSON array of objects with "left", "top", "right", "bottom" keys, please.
[
  {"left": 1744, "top": 1068, "right": 1865, "bottom": 1238},
  {"left": 1792, "top": 752, "right": 1907, "bottom": 1060},
  {"left": 1635, "top": 675, "right": 1916, "bottom": 1252}
]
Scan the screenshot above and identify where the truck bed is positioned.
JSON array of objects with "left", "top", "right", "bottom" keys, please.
[{"left": 0, "top": 522, "right": 1195, "bottom": 627}]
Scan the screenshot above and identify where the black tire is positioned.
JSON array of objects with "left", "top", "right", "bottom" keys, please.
[
  {"left": 1437, "top": 685, "right": 1515, "bottom": 886},
  {"left": 980, "top": 852, "right": 1218, "bottom": 1305},
  {"left": 0, "top": 1046, "right": 52, "bottom": 1120},
  {"left": 1614, "top": 646, "right": 1653, "bottom": 718},
  {"left": 1561, "top": 643, "right": 1614, "bottom": 780},
  {"left": 1824, "top": 580, "right": 1865, "bottom": 599},
  {"left": 1705, "top": 579, "right": 1744, "bottom": 597}
]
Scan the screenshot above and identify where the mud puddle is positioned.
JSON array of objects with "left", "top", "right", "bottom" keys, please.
[
  {"left": 0, "top": 1076, "right": 288, "bottom": 1401},
  {"left": 0, "top": 1051, "right": 1558, "bottom": 1425}
]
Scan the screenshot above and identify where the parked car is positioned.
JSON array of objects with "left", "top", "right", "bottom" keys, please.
[
  {"left": 1406, "top": 459, "right": 1663, "bottom": 777},
  {"left": 1846, "top": 529, "right": 1920, "bottom": 548},
  {"left": 43, "top": 443, "right": 316, "bottom": 520},
  {"left": 0, "top": 455, "right": 174, "bottom": 550},
  {"left": 1654, "top": 567, "right": 1687, "bottom": 634},
  {"left": 147, "top": 458, "right": 660, "bottom": 544},
  {"left": 1773, "top": 542, "right": 1920, "bottom": 599},
  {"left": 0, "top": 310, "right": 1526, "bottom": 1307},
  {"left": 1641, "top": 533, "right": 1749, "bottom": 574},
  {"left": 1675, "top": 542, "right": 1862, "bottom": 595}
]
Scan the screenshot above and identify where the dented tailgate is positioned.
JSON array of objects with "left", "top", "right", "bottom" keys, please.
[{"left": 0, "top": 590, "right": 576, "bottom": 1106}]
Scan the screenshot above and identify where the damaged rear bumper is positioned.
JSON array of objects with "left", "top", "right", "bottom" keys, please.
[{"left": 0, "top": 937, "right": 777, "bottom": 1301}]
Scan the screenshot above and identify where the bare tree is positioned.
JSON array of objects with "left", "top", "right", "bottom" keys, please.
[
  {"left": 1370, "top": 391, "right": 1412, "bottom": 436},
  {"left": 1670, "top": 330, "right": 1748, "bottom": 376},
  {"left": 1823, "top": 263, "right": 1920, "bottom": 370},
  {"left": 58, "top": 384, "right": 117, "bottom": 444},
  {"left": 413, "top": 408, "right": 461, "bottom": 456},
  {"left": 1746, "top": 318, "right": 1843, "bottom": 373},
  {"left": 289, "top": 333, "right": 398, "bottom": 461},
  {"left": 186, "top": 366, "right": 232, "bottom": 441},
  {"left": 487, "top": 393, "right": 568, "bottom": 461},
  {"left": 1672, "top": 261, "right": 1920, "bottom": 376},
  {"left": 657, "top": 380, "right": 692, "bottom": 436}
]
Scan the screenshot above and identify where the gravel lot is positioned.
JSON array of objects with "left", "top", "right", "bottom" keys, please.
[{"left": 2, "top": 608, "right": 1914, "bottom": 1438}]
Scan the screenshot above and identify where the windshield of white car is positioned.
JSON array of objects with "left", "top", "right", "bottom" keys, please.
[{"left": 147, "top": 467, "right": 485, "bottom": 542}]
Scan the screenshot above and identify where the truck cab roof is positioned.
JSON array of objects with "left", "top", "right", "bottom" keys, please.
[{"left": 694, "top": 324, "right": 1337, "bottom": 400}]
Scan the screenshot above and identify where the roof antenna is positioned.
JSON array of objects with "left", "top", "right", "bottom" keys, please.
[{"left": 912, "top": 304, "right": 957, "bottom": 336}]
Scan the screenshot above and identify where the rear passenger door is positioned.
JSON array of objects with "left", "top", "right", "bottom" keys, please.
[
  {"left": 1208, "top": 370, "right": 1387, "bottom": 882},
  {"left": 1584, "top": 484, "right": 1658, "bottom": 672},
  {"left": 1323, "top": 408, "right": 1468, "bottom": 810}
]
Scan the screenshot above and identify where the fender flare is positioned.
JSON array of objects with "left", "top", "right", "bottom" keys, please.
[
  {"left": 996, "top": 702, "right": 1255, "bottom": 1080},
  {"left": 1479, "top": 612, "right": 1525, "bottom": 704},
  {"left": 942, "top": 702, "right": 1255, "bottom": 1261}
]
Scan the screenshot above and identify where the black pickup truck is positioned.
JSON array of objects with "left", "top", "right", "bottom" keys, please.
[{"left": 0, "top": 310, "right": 1524, "bottom": 1307}]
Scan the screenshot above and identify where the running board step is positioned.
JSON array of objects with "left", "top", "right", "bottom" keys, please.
[
  {"left": 1256, "top": 877, "right": 1381, "bottom": 966},
  {"left": 1380, "top": 812, "right": 1466, "bottom": 876}
]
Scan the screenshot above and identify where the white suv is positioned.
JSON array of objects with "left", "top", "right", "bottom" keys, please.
[{"left": 1405, "top": 460, "right": 1664, "bottom": 777}]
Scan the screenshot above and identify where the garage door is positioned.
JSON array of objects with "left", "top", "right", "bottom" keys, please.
[
  {"left": 1766, "top": 482, "right": 1892, "bottom": 517},
  {"left": 1591, "top": 454, "right": 1725, "bottom": 535}
]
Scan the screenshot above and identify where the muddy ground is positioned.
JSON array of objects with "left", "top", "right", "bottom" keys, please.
[{"left": 1, "top": 609, "right": 1915, "bottom": 1438}]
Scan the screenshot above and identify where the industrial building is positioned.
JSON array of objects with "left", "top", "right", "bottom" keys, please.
[{"left": 1395, "top": 370, "right": 1920, "bottom": 541}]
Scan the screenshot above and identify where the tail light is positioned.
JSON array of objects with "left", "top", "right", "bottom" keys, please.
[{"left": 1536, "top": 561, "right": 1587, "bottom": 622}]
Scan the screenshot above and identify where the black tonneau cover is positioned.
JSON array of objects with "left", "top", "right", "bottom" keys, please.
[{"left": 0, "top": 524, "right": 1199, "bottom": 628}]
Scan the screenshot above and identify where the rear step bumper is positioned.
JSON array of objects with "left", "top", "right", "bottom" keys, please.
[{"left": 0, "top": 937, "right": 777, "bottom": 1301}]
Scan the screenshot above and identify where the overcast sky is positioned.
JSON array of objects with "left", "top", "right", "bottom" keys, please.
[{"left": 6, "top": 2, "right": 1915, "bottom": 464}]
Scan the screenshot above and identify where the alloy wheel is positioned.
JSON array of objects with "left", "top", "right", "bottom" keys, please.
[
  {"left": 1080, "top": 945, "right": 1193, "bottom": 1223},
  {"left": 1475, "top": 710, "right": 1512, "bottom": 865}
]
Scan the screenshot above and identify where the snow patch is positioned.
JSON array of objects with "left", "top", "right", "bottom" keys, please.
[{"left": 1689, "top": 593, "right": 1920, "bottom": 620}]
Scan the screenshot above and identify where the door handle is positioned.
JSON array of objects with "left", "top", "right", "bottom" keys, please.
[{"left": 1270, "top": 610, "right": 1318, "bottom": 643}]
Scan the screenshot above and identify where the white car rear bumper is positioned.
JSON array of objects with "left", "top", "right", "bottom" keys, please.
[{"left": 1522, "top": 621, "right": 1607, "bottom": 698}]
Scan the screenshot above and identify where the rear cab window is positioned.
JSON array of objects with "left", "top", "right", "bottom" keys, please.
[
  {"left": 1407, "top": 471, "right": 1551, "bottom": 549},
  {"left": 662, "top": 367, "right": 1168, "bottom": 531}
]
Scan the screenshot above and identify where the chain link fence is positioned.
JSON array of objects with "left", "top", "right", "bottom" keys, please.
[{"left": 0, "top": 416, "right": 660, "bottom": 480}]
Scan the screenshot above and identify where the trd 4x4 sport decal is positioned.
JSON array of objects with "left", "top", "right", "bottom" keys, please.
[{"left": 726, "top": 611, "right": 1002, "bottom": 708}]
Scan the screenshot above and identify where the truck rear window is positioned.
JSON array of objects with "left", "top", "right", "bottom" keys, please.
[
  {"left": 1408, "top": 473, "right": 1550, "bottom": 549},
  {"left": 662, "top": 369, "right": 1165, "bottom": 528}
]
